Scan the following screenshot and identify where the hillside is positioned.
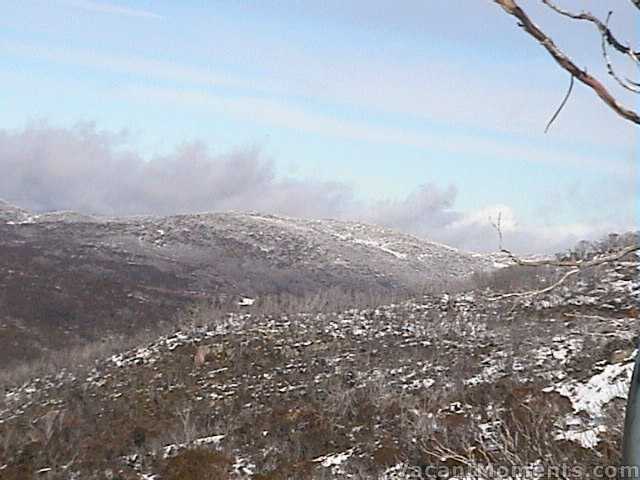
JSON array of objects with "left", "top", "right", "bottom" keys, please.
[
  {"left": 0, "top": 252, "right": 637, "bottom": 479},
  {"left": 0, "top": 201, "right": 492, "bottom": 367}
]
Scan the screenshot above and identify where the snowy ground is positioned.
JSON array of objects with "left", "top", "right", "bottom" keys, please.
[{"left": 1, "top": 256, "right": 637, "bottom": 479}]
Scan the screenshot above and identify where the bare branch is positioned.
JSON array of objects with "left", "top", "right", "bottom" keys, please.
[
  {"left": 562, "top": 313, "right": 628, "bottom": 322},
  {"left": 489, "top": 212, "right": 503, "bottom": 250},
  {"left": 493, "top": 0, "right": 640, "bottom": 125},
  {"left": 601, "top": 12, "right": 640, "bottom": 93},
  {"left": 501, "top": 243, "right": 640, "bottom": 268},
  {"left": 542, "top": 0, "right": 640, "bottom": 64},
  {"left": 489, "top": 268, "right": 580, "bottom": 300},
  {"left": 545, "top": 74, "right": 574, "bottom": 132},
  {"left": 491, "top": 228, "right": 638, "bottom": 300}
]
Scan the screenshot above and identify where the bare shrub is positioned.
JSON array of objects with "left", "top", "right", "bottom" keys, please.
[
  {"left": 471, "top": 264, "right": 559, "bottom": 293},
  {"left": 193, "top": 344, "right": 222, "bottom": 368},
  {"left": 0, "top": 424, "right": 17, "bottom": 462},
  {"left": 174, "top": 408, "right": 199, "bottom": 445},
  {"left": 418, "top": 386, "right": 617, "bottom": 480},
  {"left": 179, "top": 287, "right": 412, "bottom": 331},
  {"left": 0, "top": 322, "right": 175, "bottom": 390},
  {"left": 161, "top": 447, "right": 232, "bottom": 480},
  {"left": 29, "top": 409, "right": 65, "bottom": 447}
]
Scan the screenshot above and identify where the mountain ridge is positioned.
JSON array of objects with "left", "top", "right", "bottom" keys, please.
[{"left": 0, "top": 201, "right": 494, "bottom": 367}]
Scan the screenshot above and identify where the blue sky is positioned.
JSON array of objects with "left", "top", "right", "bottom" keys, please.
[{"left": 0, "top": 0, "right": 638, "bottom": 252}]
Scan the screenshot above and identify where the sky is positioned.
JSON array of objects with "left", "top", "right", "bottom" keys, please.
[{"left": 1, "top": 0, "right": 638, "bottom": 253}]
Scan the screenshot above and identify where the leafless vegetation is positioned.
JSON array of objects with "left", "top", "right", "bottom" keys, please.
[
  {"left": 0, "top": 323, "right": 174, "bottom": 391},
  {"left": 492, "top": 0, "right": 640, "bottom": 126},
  {"left": 160, "top": 448, "right": 232, "bottom": 480},
  {"left": 0, "top": 234, "right": 636, "bottom": 478}
]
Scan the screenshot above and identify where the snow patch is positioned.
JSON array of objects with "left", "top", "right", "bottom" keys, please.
[{"left": 547, "top": 360, "right": 634, "bottom": 418}]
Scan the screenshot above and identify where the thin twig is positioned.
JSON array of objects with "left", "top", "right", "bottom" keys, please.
[
  {"left": 490, "top": 212, "right": 503, "bottom": 250},
  {"left": 601, "top": 12, "right": 640, "bottom": 93},
  {"left": 500, "top": 243, "right": 639, "bottom": 268},
  {"left": 541, "top": 0, "right": 640, "bottom": 64},
  {"left": 490, "top": 242, "right": 639, "bottom": 300},
  {"left": 545, "top": 74, "right": 574, "bottom": 133},
  {"left": 489, "top": 268, "right": 580, "bottom": 300}
]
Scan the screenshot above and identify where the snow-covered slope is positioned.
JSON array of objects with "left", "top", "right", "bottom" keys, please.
[
  {"left": 0, "top": 203, "right": 494, "bottom": 368},
  {"left": 1, "top": 257, "right": 637, "bottom": 479},
  {"left": 0, "top": 199, "right": 32, "bottom": 223}
]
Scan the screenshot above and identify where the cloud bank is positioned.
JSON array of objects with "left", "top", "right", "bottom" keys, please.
[{"left": 0, "top": 123, "right": 630, "bottom": 254}]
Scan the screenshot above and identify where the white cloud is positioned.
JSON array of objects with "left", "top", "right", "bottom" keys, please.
[
  {"left": 451, "top": 204, "right": 518, "bottom": 232},
  {"left": 2, "top": 122, "right": 631, "bottom": 254},
  {"left": 62, "top": 0, "right": 162, "bottom": 19}
]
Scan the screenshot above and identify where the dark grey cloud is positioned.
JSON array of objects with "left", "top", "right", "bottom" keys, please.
[
  {"left": 0, "top": 122, "right": 626, "bottom": 254},
  {"left": 0, "top": 122, "right": 359, "bottom": 219},
  {"left": 366, "top": 184, "right": 460, "bottom": 234}
]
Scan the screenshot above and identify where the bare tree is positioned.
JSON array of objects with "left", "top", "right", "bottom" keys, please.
[
  {"left": 488, "top": 0, "right": 640, "bottom": 290},
  {"left": 488, "top": 217, "right": 638, "bottom": 299},
  {"left": 492, "top": 0, "right": 639, "bottom": 127},
  {"left": 489, "top": 0, "right": 640, "bottom": 288},
  {"left": 491, "top": 1, "right": 639, "bottom": 471},
  {"left": 486, "top": 0, "right": 639, "bottom": 292}
]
